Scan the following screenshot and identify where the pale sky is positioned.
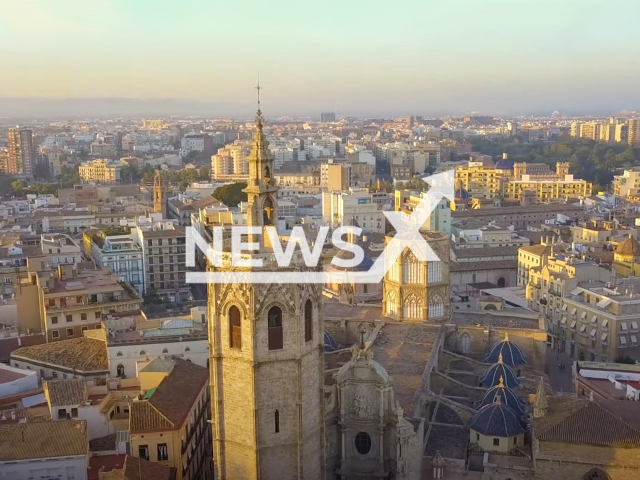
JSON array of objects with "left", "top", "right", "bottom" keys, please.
[{"left": 1, "top": 0, "right": 640, "bottom": 116}]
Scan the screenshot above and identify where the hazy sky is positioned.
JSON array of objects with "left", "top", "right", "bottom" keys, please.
[{"left": 2, "top": 0, "right": 640, "bottom": 116}]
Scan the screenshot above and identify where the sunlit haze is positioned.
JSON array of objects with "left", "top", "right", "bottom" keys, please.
[{"left": 2, "top": 0, "right": 640, "bottom": 116}]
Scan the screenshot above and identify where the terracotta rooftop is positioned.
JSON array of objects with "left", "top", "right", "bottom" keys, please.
[
  {"left": 0, "top": 420, "right": 88, "bottom": 460},
  {"left": 12, "top": 337, "right": 108, "bottom": 373},
  {"left": 130, "top": 358, "right": 208, "bottom": 433},
  {"left": 535, "top": 398, "right": 640, "bottom": 447},
  {"left": 44, "top": 378, "right": 87, "bottom": 407},
  {"left": 89, "top": 432, "right": 117, "bottom": 452},
  {"left": 122, "top": 455, "right": 177, "bottom": 480},
  {"left": 615, "top": 236, "right": 640, "bottom": 257}
]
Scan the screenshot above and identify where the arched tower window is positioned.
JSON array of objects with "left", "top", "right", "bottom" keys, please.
[
  {"left": 274, "top": 410, "right": 280, "bottom": 433},
  {"left": 263, "top": 197, "right": 274, "bottom": 225},
  {"left": 428, "top": 261, "right": 443, "bottom": 284},
  {"left": 268, "top": 306, "right": 283, "bottom": 350},
  {"left": 116, "top": 364, "right": 125, "bottom": 377},
  {"left": 402, "top": 293, "right": 422, "bottom": 320},
  {"left": 461, "top": 333, "right": 471, "bottom": 353},
  {"left": 386, "top": 289, "right": 398, "bottom": 316},
  {"left": 229, "top": 305, "right": 242, "bottom": 349},
  {"left": 428, "top": 294, "right": 445, "bottom": 319},
  {"left": 265, "top": 166, "right": 271, "bottom": 181},
  {"left": 402, "top": 252, "right": 422, "bottom": 284},
  {"left": 304, "top": 300, "right": 313, "bottom": 343}
]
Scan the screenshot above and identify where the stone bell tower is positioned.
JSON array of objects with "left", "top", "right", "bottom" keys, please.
[
  {"left": 208, "top": 92, "right": 325, "bottom": 480},
  {"left": 153, "top": 167, "right": 166, "bottom": 218}
]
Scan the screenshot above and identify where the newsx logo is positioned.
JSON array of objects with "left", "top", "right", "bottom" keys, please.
[{"left": 185, "top": 171, "right": 455, "bottom": 284}]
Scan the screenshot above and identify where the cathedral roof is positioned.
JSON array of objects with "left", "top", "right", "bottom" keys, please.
[
  {"left": 332, "top": 247, "right": 375, "bottom": 272},
  {"left": 485, "top": 332, "right": 527, "bottom": 366},
  {"left": 479, "top": 354, "right": 521, "bottom": 388},
  {"left": 615, "top": 235, "right": 640, "bottom": 257},
  {"left": 454, "top": 187, "right": 469, "bottom": 200},
  {"left": 534, "top": 398, "right": 640, "bottom": 447},
  {"left": 470, "top": 397, "right": 526, "bottom": 438},
  {"left": 478, "top": 376, "right": 525, "bottom": 416}
]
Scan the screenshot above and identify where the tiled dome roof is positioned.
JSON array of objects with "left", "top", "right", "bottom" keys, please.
[
  {"left": 615, "top": 236, "right": 640, "bottom": 257},
  {"left": 470, "top": 396, "right": 527, "bottom": 437},
  {"left": 485, "top": 333, "right": 527, "bottom": 366},
  {"left": 495, "top": 158, "right": 514, "bottom": 170},
  {"left": 478, "top": 376, "right": 525, "bottom": 416},
  {"left": 479, "top": 354, "right": 521, "bottom": 388},
  {"left": 454, "top": 188, "right": 469, "bottom": 199}
]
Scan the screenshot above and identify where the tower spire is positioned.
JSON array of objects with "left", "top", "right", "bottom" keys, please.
[
  {"left": 256, "top": 77, "right": 263, "bottom": 127},
  {"left": 533, "top": 376, "right": 548, "bottom": 418}
]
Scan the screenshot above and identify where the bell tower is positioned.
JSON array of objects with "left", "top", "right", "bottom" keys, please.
[
  {"left": 153, "top": 167, "right": 166, "bottom": 217},
  {"left": 243, "top": 83, "right": 278, "bottom": 249},
  {"left": 208, "top": 88, "right": 325, "bottom": 480}
]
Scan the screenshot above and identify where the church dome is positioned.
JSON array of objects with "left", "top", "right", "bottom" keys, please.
[
  {"left": 478, "top": 376, "right": 525, "bottom": 416},
  {"left": 615, "top": 235, "right": 640, "bottom": 257},
  {"left": 454, "top": 188, "right": 469, "bottom": 200},
  {"left": 479, "top": 354, "right": 521, "bottom": 388},
  {"left": 495, "top": 152, "right": 513, "bottom": 170},
  {"left": 333, "top": 247, "right": 374, "bottom": 272},
  {"left": 485, "top": 333, "right": 527, "bottom": 366},
  {"left": 470, "top": 397, "right": 526, "bottom": 437}
]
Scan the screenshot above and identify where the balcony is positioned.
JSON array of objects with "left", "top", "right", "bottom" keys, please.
[{"left": 549, "top": 289, "right": 562, "bottom": 297}]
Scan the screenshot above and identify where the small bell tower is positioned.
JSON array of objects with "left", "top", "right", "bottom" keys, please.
[
  {"left": 153, "top": 167, "right": 166, "bottom": 218},
  {"left": 243, "top": 82, "right": 278, "bottom": 249}
]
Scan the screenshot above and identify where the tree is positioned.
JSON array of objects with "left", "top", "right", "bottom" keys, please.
[
  {"left": 143, "top": 288, "right": 164, "bottom": 306},
  {"left": 212, "top": 182, "right": 248, "bottom": 207},
  {"left": 11, "top": 180, "right": 24, "bottom": 195}
]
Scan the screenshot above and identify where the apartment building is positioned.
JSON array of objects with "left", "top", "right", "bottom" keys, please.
[
  {"left": 16, "top": 264, "right": 142, "bottom": 341},
  {"left": 614, "top": 167, "right": 640, "bottom": 198},
  {"left": 321, "top": 160, "right": 352, "bottom": 191},
  {"left": 517, "top": 240, "right": 556, "bottom": 286},
  {"left": 91, "top": 233, "right": 144, "bottom": 295},
  {"left": 40, "top": 233, "right": 82, "bottom": 267},
  {"left": 0, "top": 421, "right": 89, "bottom": 480},
  {"left": 629, "top": 119, "right": 640, "bottom": 145},
  {"left": 395, "top": 189, "right": 451, "bottom": 234},
  {"left": 558, "top": 279, "right": 640, "bottom": 362},
  {"left": 7, "top": 126, "right": 35, "bottom": 176},
  {"left": 322, "top": 188, "right": 385, "bottom": 233},
  {"left": 130, "top": 358, "right": 212, "bottom": 480},
  {"left": 525, "top": 252, "right": 609, "bottom": 343},
  {"left": 505, "top": 174, "right": 592, "bottom": 202},
  {"left": 133, "top": 224, "right": 189, "bottom": 302},
  {"left": 79, "top": 158, "right": 126, "bottom": 183}
]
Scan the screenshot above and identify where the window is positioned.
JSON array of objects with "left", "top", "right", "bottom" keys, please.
[
  {"left": 71, "top": 408, "right": 78, "bottom": 418},
  {"left": 52, "top": 330, "right": 59, "bottom": 339},
  {"left": 140, "top": 350, "right": 146, "bottom": 355},
  {"left": 48, "top": 299, "right": 55, "bottom": 307},
  {"left": 354, "top": 432, "right": 372, "bottom": 455},
  {"left": 185, "top": 347, "right": 190, "bottom": 352},
  {"left": 138, "top": 445, "right": 149, "bottom": 461},
  {"left": 304, "top": 300, "right": 312, "bottom": 343},
  {"left": 157, "top": 443, "right": 169, "bottom": 461},
  {"left": 95, "top": 311, "right": 101, "bottom": 319},
  {"left": 81, "top": 326, "right": 88, "bottom": 332},
  {"left": 621, "top": 322, "right": 628, "bottom": 331},
  {"left": 76, "top": 296, "right": 83, "bottom": 304},
  {"left": 117, "top": 364, "right": 125, "bottom": 377},
  {"left": 57, "top": 408, "right": 67, "bottom": 419},
  {"left": 493, "top": 438, "right": 500, "bottom": 446},
  {"left": 268, "top": 306, "right": 283, "bottom": 350},
  {"left": 66, "top": 314, "right": 73, "bottom": 322},
  {"left": 51, "top": 316, "right": 58, "bottom": 324},
  {"left": 461, "top": 333, "right": 471, "bottom": 354},
  {"left": 80, "top": 313, "right": 87, "bottom": 320},
  {"left": 229, "top": 306, "right": 242, "bottom": 349},
  {"left": 274, "top": 410, "right": 280, "bottom": 433},
  {"left": 66, "top": 328, "right": 74, "bottom": 337},
  {"left": 162, "top": 348, "right": 168, "bottom": 354},
  {"left": 117, "top": 352, "right": 123, "bottom": 357}
]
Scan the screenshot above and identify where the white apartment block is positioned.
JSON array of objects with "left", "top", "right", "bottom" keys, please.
[{"left": 322, "top": 188, "right": 385, "bottom": 233}]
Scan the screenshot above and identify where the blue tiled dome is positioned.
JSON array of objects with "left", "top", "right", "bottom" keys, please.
[
  {"left": 454, "top": 188, "right": 469, "bottom": 199},
  {"left": 495, "top": 158, "right": 514, "bottom": 170},
  {"left": 479, "top": 354, "right": 521, "bottom": 388},
  {"left": 324, "top": 331, "right": 339, "bottom": 352},
  {"left": 485, "top": 333, "right": 527, "bottom": 366},
  {"left": 478, "top": 377, "right": 525, "bottom": 416},
  {"left": 470, "top": 398, "right": 527, "bottom": 437}
]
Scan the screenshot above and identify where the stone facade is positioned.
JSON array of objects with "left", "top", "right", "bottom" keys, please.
[{"left": 382, "top": 232, "right": 450, "bottom": 322}]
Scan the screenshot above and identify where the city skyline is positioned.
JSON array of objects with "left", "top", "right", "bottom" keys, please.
[{"left": 2, "top": 0, "right": 640, "bottom": 117}]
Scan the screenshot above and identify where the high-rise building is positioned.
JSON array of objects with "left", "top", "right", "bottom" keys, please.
[
  {"left": 208, "top": 107, "right": 325, "bottom": 479},
  {"left": 321, "top": 111, "right": 336, "bottom": 122},
  {"left": 7, "top": 126, "right": 35, "bottom": 176},
  {"left": 629, "top": 118, "right": 640, "bottom": 145}
]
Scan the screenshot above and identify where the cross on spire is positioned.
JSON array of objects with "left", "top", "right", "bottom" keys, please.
[{"left": 255, "top": 77, "right": 263, "bottom": 127}]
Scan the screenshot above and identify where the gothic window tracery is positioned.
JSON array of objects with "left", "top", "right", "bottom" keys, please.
[
  {"left": 304, "top": 300, "right": 313, "bottom": 342},
  {"left": 402, "top": 292, "right": 422, "bottom": 320},
  {"left": 428, "top": 261, "right": 443, "bottom": 284},
  {"left": 402, "top": 252, "right": 422, "bottom": 284},
  {"left": 229, "top": 305, "right": 241, "bottom": 349},
  {"left": 386, "top": 289, "right": 398, "bottom": 316},
  {"left": 428, "top": 293, "right": 445, "bottom": 319}
]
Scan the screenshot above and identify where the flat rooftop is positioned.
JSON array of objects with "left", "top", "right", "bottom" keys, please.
[
  {"left": 0, "top": 368, "right": 29, "bottom": 384},
  {"left": 370, "top": 322, "right": 441, "bottom": 412}
]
